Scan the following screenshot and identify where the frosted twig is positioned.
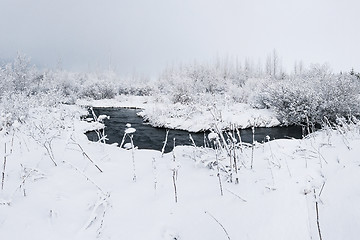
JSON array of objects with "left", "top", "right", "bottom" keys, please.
[
  {"left": 215, "top": 143, "right": 223, "bottom": 196},
  {"left": 310, "top": 142, "right": 328, "bottom": 166},
  {"left": 10, "top": 130, "right": 15, "bottom": 154},
  {"left": 209, "top": 109, "right": 230, "bottom": 154},
  {"left": 83, "top": 193, "right": 110, "bottom": 237},
  {"left": 189, "top": 134, "right": 196, "bottom": 148},
  {"left": 172, "top": 169, "right": 178, "bottom": 203},
  {"left": 205, "top": 211, "right": 231, "bottom": 240},
  {"left": 152, "top": 157, "right": 157, "bottom": 191},
  {"left": 69, "top": 138, "right": 103, "bottom": 173},
  {"left": 10, "top": 167, "right": 41, "bottom": 200},
  {"left": 235, "top": 128, "right": 243, "bottom": 153},
  {"left": 2, "top": 142, "right": 8, "bottom": 190},
  {"left": 96, "top": 134, "right": 108, "bottom": 143},
  {"left": 225, "top": 189, "right": 247, "bottom": 202},
  {"left": 314, "top": 189, "right": 323, "bottom": 240},
  {"left": 251, "top": 126, "right": 255, "bottom": 169},
  {"left": 172, "top": 138, "right": 178, "bottom": 202},
  {"left": 119, "top": 132, "right": 127, "bottom": 148},
  {"left": 90, "top": 107, "right": 98, "bottom": 122},
  {"left": 189, "top": 133, "right": 198, "bottom": 162},
  {"left": 43, "top": 140, "right": 57, "bottom": 166},
  {"left": 63, "top": 161, "right": 105, "bottom": 195},
  {"left": 161, "top": 129, "right": 169, "bottom": 157},
  {"left": 319, "top": 182, "right": 326, "bottom": 197},
  {"left": 130, "top": 134, "right": 136, "bottom": 182}
]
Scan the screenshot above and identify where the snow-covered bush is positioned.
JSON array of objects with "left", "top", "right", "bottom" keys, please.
[
  {"left": 80, "top": 80, "right": 117, "bottom": 100},
  {"left": 0, "top": 54, "right": 62, "bottom": 129},
  {"left": 231, "top": 77, "right": 269, "bottom": 106},
  {"left": 156, "top": 62, "right": 243, "bottom": 104},
  {"left": 0, "top": 90, "right": 65, "bottom": 129},
  {"left": 259, "top": 65, "right": 360, "bottom": 125},
  {"left": 316, "top": 74, "right": 360, "bottom": 120},
  {"left": 0, "top": 53, "right": 38, "bottom": 96},
  {"left": 75, "top": 72, "right": 153, "bottom": 99},
  {"left": 46, "top": 71, "right": 81, "bottom": 104},
  {"left": 259, "top": 78, "right": 319, "bottom": 125}
]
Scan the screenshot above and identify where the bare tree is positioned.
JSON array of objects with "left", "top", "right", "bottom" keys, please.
[
  {"left": 265, "top": 54, "right": 272, "bottom": 76},
  {"left": 272, "top": 49, "right": 279, "bottom": 79}
]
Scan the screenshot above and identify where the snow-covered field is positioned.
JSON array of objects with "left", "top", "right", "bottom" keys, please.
[
  {"left": 1, "top": 104, "right": 360, "bottom": 239},
  {"left": 77, "top": 95, "right": 280, "bottom": 132}
]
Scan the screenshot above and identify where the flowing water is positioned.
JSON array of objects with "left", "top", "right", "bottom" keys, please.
[{"left": 85, "top": 107, "right": 302, "bottom": 153}]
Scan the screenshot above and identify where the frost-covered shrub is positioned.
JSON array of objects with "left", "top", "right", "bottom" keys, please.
[
  {"left": 316, "top": 74, "right": 360, "bottom": 120},
  {"left": 259, "top": 79, "right": 320, "bottom": 124},
  {"left": 48, "top": 71, "right": 81, "bottom": 103},
  {"left": 9, "top": 54, "right": 36, "bottom": 93},
  {"left": 0, "top": 92, "right": 26, "bottom": 128},
  {"left": 170, "top": 78, "right": 194, "bottom": 104},
  {"left": 231, "top": 78, "right": 269, "bottom": 106},
  {"left": 0, "top": 53, "right": 38, "bottom": 96},
  {"left": 0, "top": 66, "right": 14, "bottom": 96},
  {"left": 76, "top": 73, "right": 152, "bottom": 99},
  {"left": 157, "top": 63, "right": 233, "bottom": 104},
  {"left": 118, "top": 84, "right": 153, "bottom": 96},
  {"left": 0, "top": 54, "right": 158, "bottom": 130},
  {"left": 0, "top": 92, "right": 34, "bottom": 127},
  {"left": 0, "top": 55, "right": 65, "bottom": 129},
  {"left": 259, "top": 67, "right": 360, "bottom": 125},
  {"left": 80, "top": 81, "right": 117, "bottom": 100},
  {"left": 0, "top": 90, "right": 64, "bottom": 127},
  {"left": 76, "top": 73, "right": 118, "bottom": 100}
]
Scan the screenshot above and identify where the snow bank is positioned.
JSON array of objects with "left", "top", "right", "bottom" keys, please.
[
  {"left": 138, "top": 102, "right": 280, "bottom": 132},
  {"left": 77, "top": 95, "right": 280, "bottom": 132},
  {"left": 76, "top": 95, "right": 151, "bottom": 109},
  {"left": 1, "top": 105, "right": 359, "bottom": 239}
]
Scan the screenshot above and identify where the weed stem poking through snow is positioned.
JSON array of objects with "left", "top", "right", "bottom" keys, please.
[
  {"left": 1, "top": 142, "right": 7, "bottom": 190},
  {"left": 251, "top": 126, "right": 255, "bottom": 169},
  {"left": 161, "top": 129, "right": 169, "bottom": 157},
  {"left": 314, "top": 189, "right": 323, "bottom": 240},
  {"left": 69, "top": 137, "right": 103, "bottom": 172},
  {"left": 205, "top": 211, "right": 231, "bottom": 240},
  {"left": 130, "top": 134, "right": 136, "bottom": 182},
  {"left": 172, "top": 138, "right": 178, "bottom": 202}
]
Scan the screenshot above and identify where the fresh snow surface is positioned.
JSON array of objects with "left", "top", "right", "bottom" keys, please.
[
  {"left": 1, "top": 105, "right": 360, "bottom": 240},
  {"left": 97, "top": 115, "right": 110, "bottom": 122},
  {"left": 138, "top": 102, "right": 280, "bottom": 132},
  {"left": 124, "top": 127, "right": 136, "bottom": 134},
  {"left": 76, "top": 95, "right": 151, "bottom": 109},
  {"left": 208, "top": 132, "right": 218, "bottom": 141},
  {"left": 77, "top": 95, "right": 280, "bottom": 132}
]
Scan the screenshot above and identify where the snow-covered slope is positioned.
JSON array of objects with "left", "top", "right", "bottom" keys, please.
[{"left": 0, "top": 105, "right": 359, "bottom": 239}]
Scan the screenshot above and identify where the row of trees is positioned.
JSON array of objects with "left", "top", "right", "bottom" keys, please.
[
  {"left": 0, "top": 53, "right": 153, "bottom": 128},
  {"left": 0, "top": 53, "right": 153, "bottom": 100},
  {"left": 1, "top": 53, "right": 359, "bottom": 128},
  {"left": 154, "top": 58, "right": 360, "bottom": 126}
]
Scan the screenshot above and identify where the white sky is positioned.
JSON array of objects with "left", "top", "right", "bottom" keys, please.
[{"left": 0, "top": 0, "right": 359, "bottom": 76}]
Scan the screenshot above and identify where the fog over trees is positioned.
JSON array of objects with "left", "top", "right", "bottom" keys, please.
[{"left": 1, "top": 52, "right": 359, "bottom": 130}]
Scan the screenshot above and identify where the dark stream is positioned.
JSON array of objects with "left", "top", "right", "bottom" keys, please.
[{"left": 85, "top": 108, "right": 302, "bottom": 153}]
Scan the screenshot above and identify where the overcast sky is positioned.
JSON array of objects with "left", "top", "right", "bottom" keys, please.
[{"left": 0, "top": 0, "right": 359, "bottom": 76}]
